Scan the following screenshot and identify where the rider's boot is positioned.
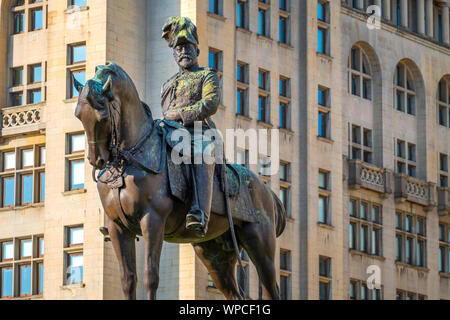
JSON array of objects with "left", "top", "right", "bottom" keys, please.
[{"left": 186, "top": 163, "right": 215, "bottom": 237}]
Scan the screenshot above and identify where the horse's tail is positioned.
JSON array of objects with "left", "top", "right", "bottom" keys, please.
[{"left": 270, "top": 190, "right": 287, "bottom": 238}]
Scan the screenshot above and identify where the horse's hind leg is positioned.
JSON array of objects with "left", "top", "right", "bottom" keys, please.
[
  {"left": 193, "top": 238, "right": 242, "bottom": 300},
  {"left": 237, "top": 223, "right": 280, "bottom": 300},
  {"left": 108, "top": 218, "right": 137, "bottom": 300}
]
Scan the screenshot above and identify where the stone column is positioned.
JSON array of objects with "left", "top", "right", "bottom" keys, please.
[
  {"left": 383, "top": 0, "right": 391, "bottom": 21},
  {"left": 426, "top": 0, "right": 434, "bottom": 37},
  {"left": 401, "top": 0, "right": 408, "bottom": 27},
  {"left": 442, "top": 2, "right": 450, "bottom": 44},
  {"left": 417, "top": 0, "right": 425, "bottom": 34}
]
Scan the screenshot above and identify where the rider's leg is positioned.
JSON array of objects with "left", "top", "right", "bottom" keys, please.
[
  {"left": 186, "top": 162, "right": 214, "bottom": 236},
  {"left": 186, "top": 131, "right": 215, "bottom": 236}
]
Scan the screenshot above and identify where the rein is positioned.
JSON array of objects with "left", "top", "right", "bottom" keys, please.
[{"left": 95, "top": 95, "right": 156, "bottom": 185}]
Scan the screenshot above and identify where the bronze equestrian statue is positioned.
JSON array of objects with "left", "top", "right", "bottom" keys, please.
[
  {"left": 161, "top": 17, "right": 219, "bottom": 237},
  {"left": 74, "top": 17, "right": 286, "bottom": 300}
]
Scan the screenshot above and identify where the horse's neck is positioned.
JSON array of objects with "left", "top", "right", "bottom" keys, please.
[{"left": 120, "top": 98, "right": 153, "bottom": 150}]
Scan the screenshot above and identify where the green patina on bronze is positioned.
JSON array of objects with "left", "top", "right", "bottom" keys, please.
[{"left": 162, "top": 16, "right": 199, "bottom": 48}]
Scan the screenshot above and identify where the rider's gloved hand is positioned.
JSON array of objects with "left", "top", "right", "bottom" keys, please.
[{"left": 163, "top": 110, "right": 182, "bottom": 121}]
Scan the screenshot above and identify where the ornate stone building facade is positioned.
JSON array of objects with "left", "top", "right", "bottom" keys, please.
[{"left": 0, "top": 0, "right": 448, "bottom": 300}]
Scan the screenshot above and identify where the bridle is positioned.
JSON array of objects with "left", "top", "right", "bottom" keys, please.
[{"left": 89, "top": 77, "right": 154, "bottom": 183}]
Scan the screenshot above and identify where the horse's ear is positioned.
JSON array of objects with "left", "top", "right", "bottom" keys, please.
[
  {"left": 102, "top": 75, "right": 112, "bottom": 94},
  {"left": 73, "top": 75, "right": 85, "bottom": 95}
]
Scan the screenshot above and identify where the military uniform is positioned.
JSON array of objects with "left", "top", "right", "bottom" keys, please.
[{"left": 160, "top": 17, "right": 221, "bottom": 236}]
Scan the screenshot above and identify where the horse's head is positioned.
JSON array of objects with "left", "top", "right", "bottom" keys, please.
[{"left": 74, "top": 61, "right": 141, "bottom": 170}]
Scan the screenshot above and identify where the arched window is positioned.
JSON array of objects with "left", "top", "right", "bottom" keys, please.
[
  {"left": 348, "top": 46, "right": 372, "bottom": 100},
  {"left": 394, "top": 62, "right": 416, "bottom": 115},
  {"left": 438, "top": 77, "right": 450, "bottom": 128}
]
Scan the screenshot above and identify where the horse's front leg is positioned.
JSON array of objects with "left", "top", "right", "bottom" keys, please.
[
  {"left": 140, "top": 210, "right": 166, "bottom": 300},
  {"left": 108, "top": 217, "right": 137, "bottom": 300}
]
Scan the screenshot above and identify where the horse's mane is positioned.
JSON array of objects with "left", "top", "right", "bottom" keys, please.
[{"left": 95, "top": 62, "right": 153, "bottom": 121}]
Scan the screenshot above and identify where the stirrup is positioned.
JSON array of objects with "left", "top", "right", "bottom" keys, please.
[{"left": 186, "top": 215, "right": 206, "bottom": 237}]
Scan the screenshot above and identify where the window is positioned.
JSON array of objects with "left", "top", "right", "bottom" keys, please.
[
  {"left": 280, "top": 163, "right": 291, "bottom": 218},
  {"left": 396, "top": 290, "right": 427, "bottom": 300},
  {"left": 318, "top": 111, "right": 330, "bottom": 139},
  {"left": 318, "top": 86, "right": 331, "bottom": 139},
  {"left": 350, "top": 124, "right": 373, "bottom": 164},
  {"left": 349, "top": 47, "right": 372, "bottom": 100},
  {"left": 8, "top": 63, "right": 46, "bottom": 107},
  {"left": 317, "top": 1, "right": 330, "bottom": 55},
  {"left": 69, "top": 0, "right": 87, "bottom": 7},
  {"left": 208, "top": 0, "right": 221, "bottom": 15},
  {"left": 279, "top": 162, "right": 290, "bottom": 182},
  {"left": 279, "top": 2, "right": 290, "bottom": 45},
  {"left": 69, "top": 44, "right": 86, "bottom": 65},
  {"left": 66, "top": 133, "right": 85, "bottom": 191},
  {"left": 350, "top": 280, "right": 383, "bottom": 300},
  {"left": 319, "top": 256, "right": 331, "bottom": 300},
  {"left": 395, "top": 212, "right": 427, "bottom": 267},
  {"left": 30, "top": 8, "right": 43, "bottom": 31},
  {"left": 279, "top": 103, "right": 289, "bottom": 129},
  {"left": 279, "top": 77, "right": 290, "bottom": 98},
  {"left": 258, "top": 7, "right": 270, "bottom": 38},
  {"left": 237, "top": 62, "right": 248, "bottom": 84},
  {"left": 1, "top": 267, "right": 13, "bottom": 298},
  {"left": 0, "top": 236, "right": 44, "bottom": 298},
  {"left": 395, "top": 63, "right": 416, "bottom": 115},
  {"left": 318, "top": 173, "right": 331, "bottom": 225},
  {"left": 208, "top": 48, "right": 223, "bottom": 104},
  {"left": 318, "top": 170, "right": 330, "bottom": 190},
  {"left": 438, "top": 78, "right": 450, "bottom": 128},
  {"left": 318, "top": 86, "right": 329, "bottom": 107},
  {"left": 258, "top": 96, "right": 270, "bottom": 123},
  {"left": 279, "top": 0, "right": 289, "bottom": 11},
  {"left": 280, "top": 249, "right": 291, "bottom": 300},
  {"left": 236, "top": 149, "right": 249, "bottom": 168},
  {"left": 9, "top": 92, "right": 23, "bottom": 107},
  {"left": 440, "top": 153, "right": 449, "bottom": 187},
  {"left": 237, "top": 0, "right": 248, "bottom": 29},
  {"left": 258, "top": 157, "right": 271, "bottom": 177},
  {"left": 237, "top": 62, "right": 249, "bottom": 117},
  {"left": 395, "top": 139, "right": 416, "bottom": 177},
  {"left": 65, "top": 226, "right": 84, "bottom": 285},
  {"left": 0, "top": 146, "right": 45, "bottom": 207},
  {"left": 279, "top": 77, "right": 291, "bottom": 130},
  {"left": 349, "top": 199, "right": 383, "bottom": 256},
  {"left": 13, "top": 11, "right": 25, "bottom": 34},
  {"left": 11, "top": 67, "right": 24, "bottom": 86},
  {"left": 28, "top": 89, "right": 42, "bottom": 104},
  {"left": 68, "top": 43, "right": 86, "bottom": 99},
  {"left": 439, "top": 224, "right": 450, "bottom": 274},
  {"left": 208, "top": 48, "right": 222, "bottom": 72},
  {"left": 317, "top": 1, "right": 328, "bottom": 22}
]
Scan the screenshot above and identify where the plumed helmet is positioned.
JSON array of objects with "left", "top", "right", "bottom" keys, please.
[{"left": 162, "top": 16, "right": 199, "bottom": 48}]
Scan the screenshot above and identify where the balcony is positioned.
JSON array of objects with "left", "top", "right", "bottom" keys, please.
[
  {"left": 1, "top": 103, "right": 45, "bottom": 137},
  {"left": 348, "top": 159, "right": 393, "bottom": 196},
  {"left": 438, "top": 187, "right": 450, "bottom": 216},
  {"left": 394, "top": 174, "right": 436, "bottom": 210}
]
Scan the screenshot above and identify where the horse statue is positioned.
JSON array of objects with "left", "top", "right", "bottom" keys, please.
[{"left": 74, "top": 62, "right": 286, "bottom": 300}]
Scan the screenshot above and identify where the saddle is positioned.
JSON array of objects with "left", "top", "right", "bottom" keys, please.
[{"left": 128, "top": 119, "right": 258, "bottom": 223}]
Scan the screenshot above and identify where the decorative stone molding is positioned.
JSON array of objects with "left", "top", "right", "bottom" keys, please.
[
  {"left": 1, "top": 104, "right": 45, "bottom": 137},
  {"left": 394, "top": 174, "right": 436, "bottom": 209},
  {"left": 348, "top": 159, "right": 393, "bottom": 196},
  {"left": 438, "top": 187, "right": 450, "bottom": 216}
]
